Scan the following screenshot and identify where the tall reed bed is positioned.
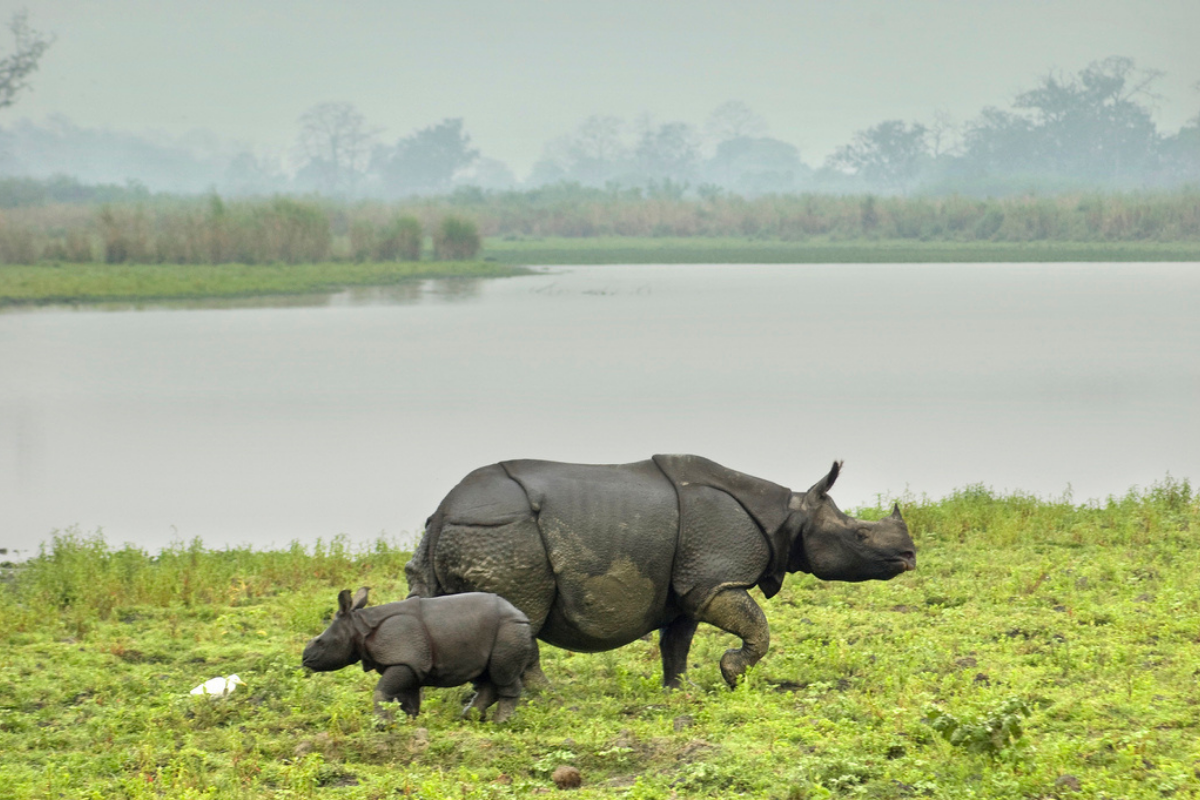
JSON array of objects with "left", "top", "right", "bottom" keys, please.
[
  {"left": 0, "top": 197, "right": 426, "bottom": 265},
  {"left": 1, "top": 189, "right": 1198, "bottom": 265},
  {"left": 1, "top": 529, "right": 412, "bottom": 639}
]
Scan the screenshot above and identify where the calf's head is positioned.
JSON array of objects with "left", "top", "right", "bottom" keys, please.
[
  {"left": 788, "top": 462, "right": 916, "bottom": 582},
  {"left": 302, "top": 587, "right": 370, "bottom": 672}
]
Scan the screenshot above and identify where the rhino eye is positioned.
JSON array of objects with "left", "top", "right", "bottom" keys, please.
[{"left": 856, "top": 529, "right": 870, "bottom": 541}]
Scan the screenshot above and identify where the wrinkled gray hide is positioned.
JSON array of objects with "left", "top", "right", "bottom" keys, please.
[
  {"left": 302, "top": 588, "right": 535, "bottom": 722},
  {"left": 405, "top": 455, "right": 916, "bottom": 689}
]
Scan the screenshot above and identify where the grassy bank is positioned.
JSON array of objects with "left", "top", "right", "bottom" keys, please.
[
  {"left": 484, "top": 236, "right": 1200, "bottom": 265},
  {"left": 5, "top": 237, "right": 1197, "bottom": 307},
  {"left": 0, "top": 260, "right": 529, "bottom": 307},
  {"left": 2, "top": 479, "right": 1197, "bottom": 798}
]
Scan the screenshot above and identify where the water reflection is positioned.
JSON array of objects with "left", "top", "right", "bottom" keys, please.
[
  {"left": 0, "top": 276, "right": 491, "bottom": 314},
  {"left": 329, "top": 277, "right": 488, "bottom": 307}
]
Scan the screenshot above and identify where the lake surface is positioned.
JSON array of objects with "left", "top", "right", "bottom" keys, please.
[{"left": 2, "top": 263, "right": 1197, "bottom": 557}]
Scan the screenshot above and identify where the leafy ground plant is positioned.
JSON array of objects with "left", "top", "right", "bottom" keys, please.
[
  {"left": 1, "top": 477, "right": 1197, "bottom": 798},
  {"left": 925, "top": 696, "right": 1033, "bottom": 759}
]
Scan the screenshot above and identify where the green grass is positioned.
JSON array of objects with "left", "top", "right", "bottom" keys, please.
[
  {"left": 483, "top": 236, "right": 1200, "bottom": 265},
  {"left": 2, "top": 478, "right": 1197, "bottom": 798},
  {"left": 0, "top": 261, "right": 530, "bottom": 307}
]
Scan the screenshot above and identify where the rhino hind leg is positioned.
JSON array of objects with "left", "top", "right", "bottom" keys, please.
[
  {"left": 696, "top": 588, "right": 769, "bottom": 689},
  {"left": 659, "top": 615, "right": 700, "bottom": 689},
  {"left": 491, "top": 619, "right": 544, "bottom": 692},
  {"left": 374, "top": 664, "right": 421, "bottom": 719},
  {"left": 463, "top": 676, "right": 523, "bottom": 723}
]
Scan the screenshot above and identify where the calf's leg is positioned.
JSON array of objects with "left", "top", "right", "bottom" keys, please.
[
  {"left": 374, "top": 665, "right": 421, "bottom": 719},
  {"left": 491, "top": 680, "right": 523, "bottom": 724},
  {"left": 463, "top": 681, "right": 497, "bottom": 720}
]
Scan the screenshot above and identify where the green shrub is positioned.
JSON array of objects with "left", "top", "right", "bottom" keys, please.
[
  {"left": 348, "top": 220, "right": 378, "bottom": 262},
  {"left": 98, "top": 206, "right": 152, "bottom": 263},
  {"left": 974, "top": 207, "right": 1006, "bottom": 239},
  {"left": 254, "top": 198, "right": 332, "bottom": 264},
  {"left": 0, "top": 220, "right": 40, "bottom": 264},
  {"left": 432, "top": 215, "right": 480, "bottom": 260},
  {"left": 376, "top": 215, "right": 422, "bottom": 261},
  {"left": 40, "top": 230, "right": 95, "bottom": 262}
]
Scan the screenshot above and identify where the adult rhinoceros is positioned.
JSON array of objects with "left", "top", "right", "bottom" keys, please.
[{"left": 404, "top": 455, "right": 915, "bottom": 689}]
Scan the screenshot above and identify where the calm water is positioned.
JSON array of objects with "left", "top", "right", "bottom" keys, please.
[{"left": 2, "top": 263, "right": 1197, "bottom": 557}]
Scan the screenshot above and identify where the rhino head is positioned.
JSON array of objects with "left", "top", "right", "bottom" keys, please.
[
  {"left": 302, "top": 587, "right": 370, "bottom": 672},
  {"left": 787, "top": 462, "right": 916, "bottom": 582}
]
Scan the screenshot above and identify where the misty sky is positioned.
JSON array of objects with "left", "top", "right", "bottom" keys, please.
[{"left": 10, "top": 0, "right": 1200, "bottom": 177}]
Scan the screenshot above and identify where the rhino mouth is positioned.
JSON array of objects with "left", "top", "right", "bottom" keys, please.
[{"left": 892, "top": 553, "right": 917, "bottom": 572}]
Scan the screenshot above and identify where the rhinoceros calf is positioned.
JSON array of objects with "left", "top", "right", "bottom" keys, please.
[
  {"left": 302, "top": 588, "right": 535, "bottom": 722},
  {"left": 405, "top": 456, "right": 916, "bottom": 689}
]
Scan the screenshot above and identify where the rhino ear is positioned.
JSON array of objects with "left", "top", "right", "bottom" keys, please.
[
  {"left": 807, "top": 460, "right": 842, "bottom": 499},
  {"left": 337, "top": 589, "right": 353, "bottom": 616},
  {"left": 890, "top": 502, "right": 903, "bottom": 520},
  {"left": 351, "top": 587, "right": 370, "bottom": 610}
]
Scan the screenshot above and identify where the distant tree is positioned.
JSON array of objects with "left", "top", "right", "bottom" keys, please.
[
  {"left": 529, "top": 115, "right": 629, "bottom": 187},
  {"left": 702, "top": 136, "right": 803, "bottom": 195},
  {"left": 959, "top": 107, "right": 1037, "bottom": 175},
  {"left": 295, "top": 102, "right": 378, "bottom": 196},
  {"left": 827, "top": 120, "right": 930, "bottom": 193},
  {"left": 961, "top": 56, "right": 1162, "bottom": 184},
  {"left": 927, "top": 110, "right": 960, "bottom": 158},
  {"left": 0, "top": 115, "right": 227, "bottom": 192},
  {"left": 374, "top": 118, "right": 479, "bottom": 196},
  {"left": 634, "top": 120, "right": 700, "bottom": 183},
  {"left": 1159, "top": 122, "right": 1200, "bottom": 184},
  {"left": 0, "top": 10, "right": 54, "bottom": 112},
  {"left": 704, "top": 101, "right": 768, "bottom": 144},
  {"left": 1159, "top": 83, "right": 1200, "bottom": 184},
  {"left": 453, "top": 157, "right": 517, "bottom": 191},
  {"left": 222, "top": 150, "right": 288, "bottom": 195}
]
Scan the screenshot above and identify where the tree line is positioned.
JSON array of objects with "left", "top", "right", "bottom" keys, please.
[{"left": 0, "top": 10, "right": 1197, "bottom": 200}]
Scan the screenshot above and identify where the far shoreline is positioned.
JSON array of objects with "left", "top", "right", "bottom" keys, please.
[{"left": 2, "top": 238, "right": 1198, "bottom": 307}]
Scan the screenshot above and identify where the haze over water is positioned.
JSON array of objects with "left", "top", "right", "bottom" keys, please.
[{"left": 2, "top": 262, "right": 1197, "bottom": 556}]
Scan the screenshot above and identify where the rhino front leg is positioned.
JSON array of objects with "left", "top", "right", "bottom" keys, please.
[
  {"left": 696, "top": 588, "right": 769, "bottom": 689},
  {"left": 374, "top": 665, "right": 421, "bottom": 719},
  {"left": 659, "top": 615, "right": 700, "bottom": 689}
]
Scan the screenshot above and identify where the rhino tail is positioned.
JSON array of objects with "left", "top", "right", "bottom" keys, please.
[{"left": 404, "top": 514, "right": 441, "bottom": 598}]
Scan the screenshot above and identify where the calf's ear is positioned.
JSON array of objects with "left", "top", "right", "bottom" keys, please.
[
  {"left": 337, "top": 589, "right": 353, "bottom": 616},
  {"left": 890, "top": 503, "right": 903, "bottom": 520},
  {"left": 351, "top": 587, "right": 370, "bottom": 610}
]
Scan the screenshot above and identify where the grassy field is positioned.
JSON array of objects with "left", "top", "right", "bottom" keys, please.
[
  {"left": 483, "top": 236, "right": 1200, "bottom": 265},
  {"left": 0, "top": 261, "right": 529, "bottom": 307},
  {"left": 2, "top": 479, "right": 1197, "bottom": 799}
]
